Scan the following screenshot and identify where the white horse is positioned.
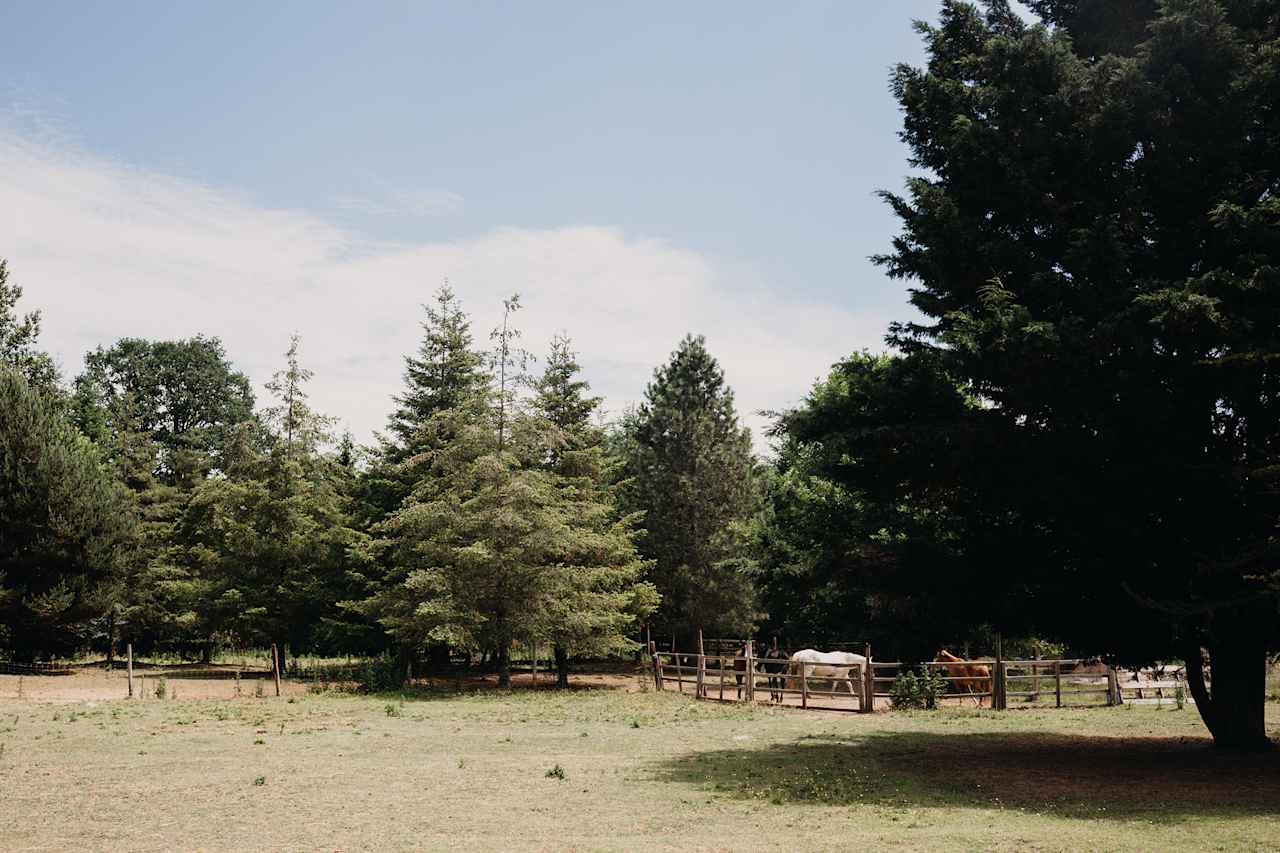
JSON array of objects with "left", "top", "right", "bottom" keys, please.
[{"left": 789, "top": 649, "right": 866, "bottom": 696}]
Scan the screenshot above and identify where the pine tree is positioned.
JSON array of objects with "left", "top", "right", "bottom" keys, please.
[
  {"left": 384, "top": 283, "right": 490, "bottom": 464},
  {"left": 183, "top": 337, "right": 364, "bottom": 668},
  {"left": 621, "top": 335, "right": 760, "bottom": 640},
  {"left": 868, "top": 0, "right": 1280, "bottom": 748},
  {"left": 104, "top": 393, "right": 211, "bottom": 658},
  {"left": 0, "top": 369, "right": 136, "bottom": 660},
  {"left": 362, "top": 309, "right": 656, "bottom": 687},
  {"left": 532, "top": 334, "right": 657, "bottom": 686}
]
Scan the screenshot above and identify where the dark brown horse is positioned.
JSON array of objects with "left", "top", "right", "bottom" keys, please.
[
  {"left": 734, "top": 643, "right": 750, "bottom": 699},
  {"left": 762, "top": 642, "right": 789, "bottom": 703}
]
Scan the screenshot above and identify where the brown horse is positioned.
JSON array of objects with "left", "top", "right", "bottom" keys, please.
[
  {"left": 936, "top": 648, "right": 991, "bottom": 706},
  {"left": 733, "top": 643, "right": 750, "bottom": 699}
]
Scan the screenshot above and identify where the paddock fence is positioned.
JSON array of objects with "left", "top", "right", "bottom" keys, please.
[{"left": 644, "top": 633, "right": 1192, "bottom": 713}]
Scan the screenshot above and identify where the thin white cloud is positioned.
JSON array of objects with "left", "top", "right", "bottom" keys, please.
[{"left": 0, "top": 125, "right": 890, "bottom": 451}]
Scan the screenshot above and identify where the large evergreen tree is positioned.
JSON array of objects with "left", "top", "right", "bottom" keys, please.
[
  {"left": 533, "top": 334, "right": 658, "bottom": 686},
  {"left": 864, "top": 0, "right": 1280, "bottom": 748},
  {"left": 0, "top": 370, "right": 136, "bottom": 660},
  {"left": 384, "top": 283, "right": 490, "bottom": 463},
  {"left": 362, "top": 308, "right": 656, "bottom": 687},
  {"left": 359, "top": 284, "right": 492, "bottom": 530},
  {"left": 621, "top": 335, "right": 759, "bottom": 639}
]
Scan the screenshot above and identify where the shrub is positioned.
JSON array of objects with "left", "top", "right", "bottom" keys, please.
[
  {"left": 889, "top": 667, "right": 947, "bottom": 710},
  {"left": 360, "top": 654, "right": 404, "bottom": 694},
  {"left": 545, "top": 764, "right": 566, "bottom": 780}
]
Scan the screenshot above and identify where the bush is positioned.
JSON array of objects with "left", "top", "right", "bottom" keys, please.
[
  {"left": 889, "top": 667, "right": 947, "bottom": 710},
  {"left": 360, "top": 654, "right": 404, "bottom": 693}
]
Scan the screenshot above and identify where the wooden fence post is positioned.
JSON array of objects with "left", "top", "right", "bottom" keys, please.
[
  {"left": 1106, "top": 666, "right": 1120, "bottom": 706},
  {"left": 745, "top": 640, "right": 754, "bottom": 702},
  {"left": 126, "top": 643, "right": 134, "bottom": 699},
  {"left": 800, "top": 662, "right": 808, "bottom": 709},
  {"left": 654, "top": 647, "right": 664, "bottom": 691},
  {"left": 862, "top": 643, "right": 874, "bottom": 713},
  {"left": 271, "top": 643, "right": 282, "bottom": 698},
  {"left": 696, "top": 629, "right": 706, "bottom": 699},
  {"left": 994, "top": 634, "right": 1004, "bottom": 710},
  {"left": 1054, "top": 660, "right": 1062, "bottom": 708},
  {"left": 675, "top": 641, "right": 684, "bottom": 694}
]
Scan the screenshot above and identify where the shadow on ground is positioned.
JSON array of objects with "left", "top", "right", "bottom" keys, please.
[{"left": 653, "top": 731, "right": 1280, "bottom": 820}]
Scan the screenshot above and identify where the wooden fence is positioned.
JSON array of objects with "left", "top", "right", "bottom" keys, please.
[{"left": 643, "top": 635, "right": 1176, "bottom": 713}]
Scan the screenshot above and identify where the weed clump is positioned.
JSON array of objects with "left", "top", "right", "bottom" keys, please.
[
  {"left": 545, "top": 763, "right": 566, "bottom": 780},
  {"left": 889, "top": 667, "right": 947, "bottom": 710}
]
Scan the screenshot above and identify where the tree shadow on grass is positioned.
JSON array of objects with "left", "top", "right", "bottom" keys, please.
[{"left": 652, "top": 731, "right": 1280, "bottom": 821}]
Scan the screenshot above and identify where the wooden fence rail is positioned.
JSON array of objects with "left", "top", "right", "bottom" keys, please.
[{"left": 645, "top": 643, "right": 1176, "bottom": 713}]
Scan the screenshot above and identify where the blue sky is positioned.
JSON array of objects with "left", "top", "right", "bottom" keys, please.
[{"left": 0, "top": 2, "right": 1013, "bottom": 447}]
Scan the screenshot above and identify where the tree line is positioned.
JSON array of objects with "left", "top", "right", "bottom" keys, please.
[{"left": 0, "top": 269, "right": 760, "bottom": 687}]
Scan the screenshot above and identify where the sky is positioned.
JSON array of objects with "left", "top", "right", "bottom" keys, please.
[{"left": 0, "top": 2, "right": 1023, "bottom": 450}]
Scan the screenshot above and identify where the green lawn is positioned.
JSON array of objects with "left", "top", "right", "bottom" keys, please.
[{"left": 1, "top": 680, "right": 1277, "bottom": 851}]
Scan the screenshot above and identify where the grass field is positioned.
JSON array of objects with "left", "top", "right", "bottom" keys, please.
[{"left": 1, "top": 674, "right": 1278, "bottom": 852}]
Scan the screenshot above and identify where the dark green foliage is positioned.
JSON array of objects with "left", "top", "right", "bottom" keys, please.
[
  {"left": 760, "top": 352, "right": 998, "bottom": 660},
  {"left": 531, "top": 335, "right": 659, "bottom": 685},
  {"left": 357, "top": 285, "right": 492, "bottom": 531},
  {"left": 361, "top": 309, "right": 656, "bottom": 688},
  {"left": 620, "top": 335, "right": 760, "bottom": 638},
  {"left": 384, "top": 283, "right": 490, "bottom": 465},
  {"left": 181, "top": 338, "right": 367, "bottom": 664},
  {"left": 857, "top": 0, "right": 1280, "bottom": 747},
  {"left": 0, "top": 370, "right": 136, "bottom": 659},
  {"left": 74, "top": 336, "right": 255, "bottom": 480}
]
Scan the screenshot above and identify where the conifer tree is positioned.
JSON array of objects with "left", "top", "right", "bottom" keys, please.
[
  {"left": 621, "top": 335, "right": 760, "bottom": 639},
  {"left": 183, "top": 337, "right": 364, "bottom": 667},
  {"left": 532, "top": 334, "right": 657, "bottom": 686},
  {"left": 0, "top": 370, "right": 136, "bottom": 660},
  {"left": 384, "top": 283, "right": 490, "bottom": 464},
  {"left": 362, "top": 307, "right": 656, "bottom": 687},
  {"left": 863, "top": 0, "right": 1280, "bottom": 748}
]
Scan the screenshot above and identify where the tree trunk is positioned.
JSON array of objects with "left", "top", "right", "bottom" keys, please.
[
  {"left": 1184, "top": 626, "right": 1272, "bottom": 751},
  {"left": 427, "top": 643, "right": 451, "bottom": 674},
  {"left": 201, "top": 642, "right": 214, "bottom": 665},
  {"left": 554, "top": 644, "right": 570, "bottom": 688},
  {"left": 395, "top": 644, "right": 412, "bottom": 687},
  {"left": 496, "top": 641, "right": 511, "bottom": 688}
]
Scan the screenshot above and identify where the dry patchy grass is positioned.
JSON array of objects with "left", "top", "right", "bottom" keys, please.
[{"left": 0, "top": 677, "right": 1277, "bottom": 851}]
